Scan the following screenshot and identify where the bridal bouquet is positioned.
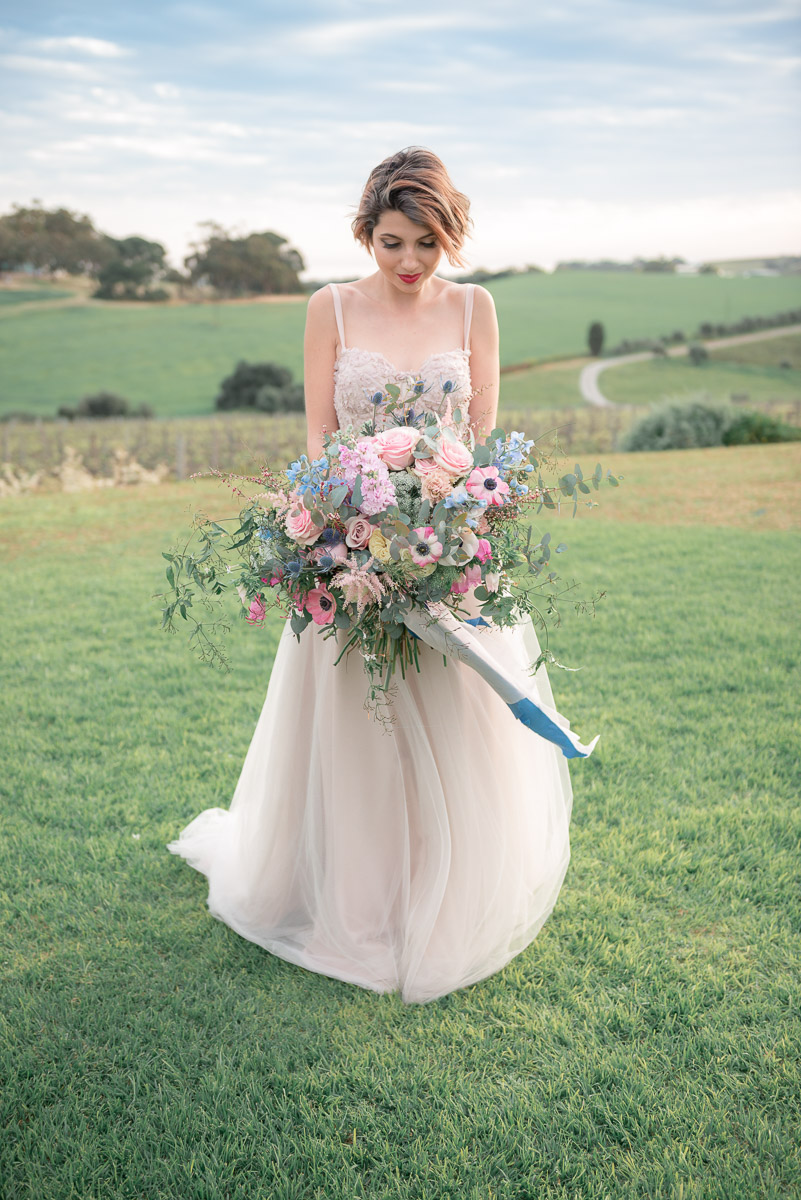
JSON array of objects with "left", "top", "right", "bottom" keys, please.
[{"left": 157, "top": 379, "right": 619, "bottom": 754}]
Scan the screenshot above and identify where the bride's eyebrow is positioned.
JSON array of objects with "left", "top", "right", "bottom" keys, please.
[{"left": 378, "top": 234, "right": 436, "bottom": 242}]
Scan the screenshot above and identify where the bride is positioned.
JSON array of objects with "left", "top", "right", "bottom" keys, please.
[{"left": 168, "top": 147, "right": 575, "bottom": 1005}]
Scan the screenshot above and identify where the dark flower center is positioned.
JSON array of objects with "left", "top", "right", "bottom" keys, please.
[
  {"left": 483, "top": 477, "right": 498, "bottom": 490},
  {"left": 415, "top": 542, "right": 429, "bottom": 555},
  {"left": 320, "top": 596, "right": 333, "bottom": 610}
]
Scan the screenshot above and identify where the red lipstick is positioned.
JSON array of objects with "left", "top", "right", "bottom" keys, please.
[{"left": 398, "top": 273, "right": 421, "bottom": 283}]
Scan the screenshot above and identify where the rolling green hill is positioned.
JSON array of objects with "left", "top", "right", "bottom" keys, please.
[{"left": 1, "top": 272, "right": 799, "bottom": 419}]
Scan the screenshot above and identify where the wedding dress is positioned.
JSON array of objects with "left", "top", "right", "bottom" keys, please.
[{"left": 167, "top": 282, "right": 575, "bottom": 1004}]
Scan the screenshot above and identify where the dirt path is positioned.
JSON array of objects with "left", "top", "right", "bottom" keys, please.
[{"left": 579, "top": 323, "right": 801, "bottom": 408}]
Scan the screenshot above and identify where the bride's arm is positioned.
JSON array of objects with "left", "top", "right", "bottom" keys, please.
[
  {"left": 303, "top": 287, "right": 339, "bottom": 459},
  {"left": 467, "top": 285, "right": 500, "bottom": 441}
]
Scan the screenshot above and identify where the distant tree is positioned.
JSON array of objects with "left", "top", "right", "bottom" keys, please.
[
  {"left": 93, "top": 236, "right": 168, "bottom": 300},
  {"left": 215, "top": 361, "right": 304, "bottom": 412},
  {"left": 588, "top": 321, "right": 605, "bottom": 356},
  {"left": 0, "top": 202, "right": 115, "bottom": 276},
  {"left": 185, "top": 222, "right": 306, "bottom": 296},
  {"left": 640, "top": 257, "right": 677, "bottom": 273}
]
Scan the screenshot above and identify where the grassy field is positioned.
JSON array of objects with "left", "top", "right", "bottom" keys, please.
[
  {"left": 600, "top": 332, "right": 801, "bottom": 408},
  {"left": 0, "top": 287, "right": 74, "bottom": 306},
  {"left": 1, "top": 444, "right": 799, "bottom": 1198},
  {"left": 1, "top": 271, "right": 800, "bottom": 418}
]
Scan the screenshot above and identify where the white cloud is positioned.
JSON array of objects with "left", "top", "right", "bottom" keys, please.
[
  {"left": 30, "top": 36, "right": 130, "bottom": 58},
  {"left": 0, "top": 53, "right": 102, "bottom": 80},
  {"left": 207, "top": 11, "right": 501, "bottom": 60}
]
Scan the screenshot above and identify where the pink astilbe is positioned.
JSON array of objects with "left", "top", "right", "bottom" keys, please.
[{"left": 331, "top": 555, "right": 386, "bottom": 615}]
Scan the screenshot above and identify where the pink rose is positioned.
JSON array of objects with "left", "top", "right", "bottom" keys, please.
[
  {"left": 312, "top": 541, "right": 348, "bottom": 565},
  {"left": 476, "top": 538, "right": 492, "bottom": 564},
  {"left": 373, "top": 427, "right": 421, "bottom": 469},
  {"left": 344, "top": 515, "right": 375, "bottom": 549},
  {"left": 433, "top": 439, "right": 475, "bottom": 478},
  {"left": 411, "top": 456, "right": 439, "bottom": 477},
  {"left": 285, "top": 501, "right": 321, "bottom": 545}
]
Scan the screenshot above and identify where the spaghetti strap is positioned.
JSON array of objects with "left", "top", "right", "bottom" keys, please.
[
  {"left": 329, "top": 282, "right": 347, "bottom": 350},
  {"left": 463, "top": 282, "right": 475, "bottom": 351}
]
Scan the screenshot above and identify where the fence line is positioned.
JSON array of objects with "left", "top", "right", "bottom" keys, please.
[{"left": 2, "top": 397, "right": 800, "bottom": 481}]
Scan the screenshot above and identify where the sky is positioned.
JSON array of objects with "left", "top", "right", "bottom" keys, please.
[{"left": 1, "top": 0, "right": 800, "bottom": 279}]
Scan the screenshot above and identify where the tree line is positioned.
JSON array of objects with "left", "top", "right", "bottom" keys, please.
[{"left": 0, "top": 203, "right": 306, "bottom": 300}]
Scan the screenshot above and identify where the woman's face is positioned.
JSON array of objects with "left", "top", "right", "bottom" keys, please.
[{"left": 370, "top": 209, "right": 442, "bottom": 292}]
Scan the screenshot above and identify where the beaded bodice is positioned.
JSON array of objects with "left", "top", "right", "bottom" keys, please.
[{"left": 329, "top": 282, "right": 475, "bottom": 432}]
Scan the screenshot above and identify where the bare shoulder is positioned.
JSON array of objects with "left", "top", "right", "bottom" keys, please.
[
  {"left": 471, "top": 283, "right": 497, "bottom": 312},
  {"left": 470, "top": 283, "right": 498, "bottom": 335},
  {"left": 304, "top": 283, "right": 337, "bottom": 335},
  {"left": 305, "top": 282, "right": 333, "bottom": 318}
]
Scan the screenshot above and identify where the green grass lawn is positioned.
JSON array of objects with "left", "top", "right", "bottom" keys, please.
[
  {"left": 1, "top": 271, "right": 799, "bottom": 419},
  {"left": 600, "top": 333, "right": 801, "bottom": 408},
  {"left": 500, "top": 362, "right": 586, "bottom": 409},
  {"left": 1, "top": 445, "right": 799, "bottom": 1198},
  {"left": 0, "top": 287, "right": 75, "bottom": 306}
]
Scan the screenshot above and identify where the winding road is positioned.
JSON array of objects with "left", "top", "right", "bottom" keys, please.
[{"left": 578, "top": 323, "right": 801, "bottom": 408}]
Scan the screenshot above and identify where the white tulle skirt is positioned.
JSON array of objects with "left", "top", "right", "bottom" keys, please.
[{"left": 167, "top": 592, "right": 574, "bottom": 1004}]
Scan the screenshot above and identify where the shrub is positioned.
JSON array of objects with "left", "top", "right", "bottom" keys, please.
[
  {"left": 618, "top": 395, "right": 801, "bottom": 452},
  {"left": 0, "top": 410, "right": 38, "bottom": 423},
  {"left": 57, "top": 392, "right": 153, "bottom": 420},
  {"left": 722, "top": 411, "right": 801, "bottom": 445},
  {"left": 215, "top": 361, "right": 304, "bottom": 413},
  {"left": 618, "top": 397, "right": 734, "bottom": 451},
  {"left": 688, "top": 342, "right": 708, "bottom": 365}
]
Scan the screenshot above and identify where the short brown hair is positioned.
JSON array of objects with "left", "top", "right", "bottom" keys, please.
[{"left": 351, "top": 146, "right": 472, "bottom": 268}]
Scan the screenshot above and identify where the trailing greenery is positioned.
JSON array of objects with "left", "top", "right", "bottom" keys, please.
[{"left": 0, "top": 476, "right": 798, "bottom": 1199}]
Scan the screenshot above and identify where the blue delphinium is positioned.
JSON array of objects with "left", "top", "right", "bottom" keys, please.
[
  {"left": 286, "top": 454, "right": 329, "bottom": 495},
  {"left": 443, "top": 485, "right": 472, "bottom": 509},
  {"left": 492, "top": 431, "right": 535, "bottom": 471}
]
